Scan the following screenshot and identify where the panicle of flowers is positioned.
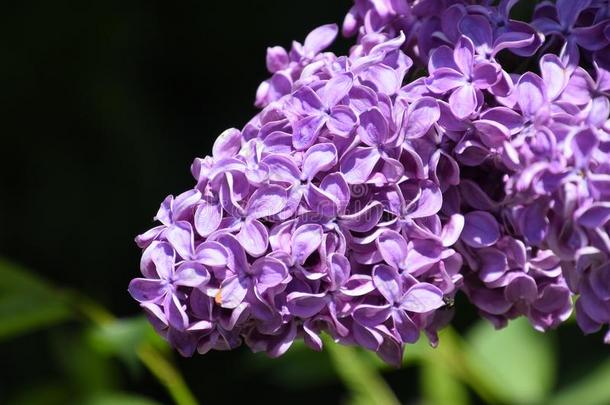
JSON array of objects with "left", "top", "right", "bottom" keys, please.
[{"left": 129, "top": 0, "right": 610, "bottom": 364}]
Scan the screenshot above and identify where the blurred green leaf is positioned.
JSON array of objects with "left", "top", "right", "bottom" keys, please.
[
  {"left": 84, "top": 392, "right": 162, "bottom": 405},
  {"left": 0, "top": 258, "right": 71, "bottom": 340},
  {"left": 0, "top": 257, "right": 198, "bottom": 405},
  {"left": 403, "top": 328, "right": 499, "bottom": 404},
  {"left": 51, "top": 329, "right": 118, "bottom": 395},
  {"left": 421, "top": 360, "right": 470, "bottom": 405},
  {"left": 465, "top": 318, "right": 556, "bottom": 404},
  {"left": 87, "top": 316, "right": 167, "bottom": 372},
  {"left": 548, "top": 359, "right": 610, "bottom": 405},
  {"left": 324, "top": 337, "right": 400, "bottom": 405},
  {"left": 246, "top": 340, "right": 337, "bottom": 388}
]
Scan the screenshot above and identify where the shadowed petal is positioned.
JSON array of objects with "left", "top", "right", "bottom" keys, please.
[
  {"left": 461, "top": 211, "right": 500, "bottom": 248},
  {"left": 129, "top": 278, "right": 166, "bottom": 302}
]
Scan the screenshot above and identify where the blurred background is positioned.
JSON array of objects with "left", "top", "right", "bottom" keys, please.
[{"left": 1, "top": 1, "right": 609, "bottom": 404}]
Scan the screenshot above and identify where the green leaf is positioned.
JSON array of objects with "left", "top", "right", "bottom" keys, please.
[
  {"left": 0, "top": 258, "right": 71, "bottom": 341},
  {"left": 245, "top": 340, "right": 337, "bottom": 388},
  {"left": 324, "top": 337, "right": 400, "bottom": 405},
  {"left": 421, "top": 360, "right": 470, "bottom": 405},
  {"left": 51, "top": 329, "right": 118, "bottom": 395},
  {"left": 83, "top": 392, "right": 162, "bottom": 405},
  {"left": 548, "top": 359, "right": 610, "bottom": 405},
  {"left": 465, "top": 318, "right": 556, "bottom": 404},
  {"left": 87, "top": 316, "right": 167, "bottom": 372}
]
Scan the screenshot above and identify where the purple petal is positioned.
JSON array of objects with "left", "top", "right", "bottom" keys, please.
[
  {"left": 479, "top": 248, "right": 508, "bottom": 283},
  {"left": 236, "top": 218, "right": 269, "bottom": 257},
  {"left": 520, "top": 199, "right": 549, "bottom": 245},
  {"left": 357, "top": 107, "right": 389, "bottom": 147},
  {"left": 570, "top": 127, "right": 599, "bottom": 168},
  {"left": 166, "top": 221, "right": 194, "bottom": 260},
  {"left": 306, "top": 182, "right": 341, "bottom": 218},
  {"left": 252, "top": 257, "right": 288, "bottom": 291},
  {"left": 454, "top": 36, "right": 475, "bottom": 77},
  {"left": 461, "top": 211, "right": 500, "bottom": 248},
  {"left": 377, "top": 230, "right": 408, "bottom": 270},
  {"left": 449, "top": 84, "right": 478, "bottom": 119},
  {"left": 194, "top": 241, "right": 228, "bottom": 267},
  {"left": 428, "top": 45, "right": 458, "bottom": 73},
  {"left": 556, "top": 0, "right": 591, "bottom": 31},
  {"left": 352, "top": 322, "right": 383, "bottom": 351},
  {"left": 473, "top": 119, "right": 509, "bottom": 148},
  {"left": 293, "top": 114, "right": 326, "bottom": 151},
  {"left": 212, "top": 128, "right": 242, "bottom": 160},
  {"left": 148, "top": 242, "right": 175, "bottom": 280},
  {"left": 402, "top": 97, "right": 440, "bottom": 139},
  {"left": 286, "top": 292, "right": 328, "bottom": 318},
  {"left": 246, "top": 185, "right": 287, "bottom": 219},
  {"left": 426, "top": 68, "right": 464, "bottom": 93},
  {"left": 303, "top": 23, "right": 338, "bottom": 54},
  {"left": 174, "top": 262, "right": 210, "bottom": 287},
  {"left": 505, "top": 275, "right": 538, "bottom": 303},
  {"left": 320, "top": 173, "right": 350, "bottom": 213},
  {"left": 401, "top": 283, "right": 444, "bottom": 313},
  {"left": 540, "top": 54, "right": 568, "bottom": 100},
  {"left": 328, "top": 253, "right": 350, "bottom": 290},
  {"left": 408, "top": 180, "right": 443, "bottom": 218},
  {"left": 472, "top": 63, "right": 500, "bottom": 89},
  {"left": 517, "top": 72, "right": 547, "bottom": 118},
  {"left": 340, "top": 146, "right": 381, "bottom": 184},
  {"left": 292, "top": 224, "right": 323, "bottom": 265},
  {"left": 213, "top": 233, "right": 248, "bottom": 274},
  {"left": 353, "top": 303, "right": 392, "bottom": 326},
  {"left": 217, "top": 275, "right": 249, "bottom": 309},
  {"left": 302, "top": 143, "right": 338, "bottom": 181},
  {"left": 340, "top": 201, "right": 384, "bottom": 232},
  {"left": 265, "top": 45, "right": 289, "bottom": 73},
  {"left": 321, "top": 73, "right": 353, "bottom": 108},
  {"left": 459, "top": 15, "right": 493, "bottom": 53},
  {"left": 394, "top": 311, "right": 419, "bottom": 344},
  {"left": 577, "top": 203, "right": 610, "bottom": 228},
  {"left": 262, "top": 154, "right": 301, "bottom": 184},
  {"left": 328, "top": 105, "right": 357, "bottom": 136},
  {"left": 372, "top": 264, "right": 402, "bottom": 303},
  {"left": 479, "top": 107, "right": 523, "bottom": 134},
  {"left": 165, "top": 294, "right": 189, "bottom": 330},
  {"left": 128, "top": 278, "right": 165, "bottom": 302},
  {"left": 440, "top": 214, "right": 465, "bottom": 247},
  {"left": 194, "top": 200, "right": 222, "bottom": 237},
  {"left": 359, "top": 64, "right": 400, "bottom": 95}
]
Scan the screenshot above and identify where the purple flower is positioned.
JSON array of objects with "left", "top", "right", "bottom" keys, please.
[
  {"left": 426, "top": 36, "right": 500, "bottom": 118},
  {"left": 129, "top": 0, "right": 610, "bottom": 364},
  {"left": 533, "top": 0, "right": 610, "bottom": 67}
]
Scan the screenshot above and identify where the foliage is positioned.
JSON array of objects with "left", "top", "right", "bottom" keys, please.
[{"left": 2, "top": 257, "right": 609, "bottom": 404}]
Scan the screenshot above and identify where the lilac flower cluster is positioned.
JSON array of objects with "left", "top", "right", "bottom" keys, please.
[{"left": 130, "top": 0, "right": 610, "bottom": 364}]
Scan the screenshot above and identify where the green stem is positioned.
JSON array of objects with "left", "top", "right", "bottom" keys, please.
[
  {"left": 325, "top": 337, "right": 400, "bottom": 405},
  {"left": 137, "top": 343, "right": 199, "bottom": 405}
]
